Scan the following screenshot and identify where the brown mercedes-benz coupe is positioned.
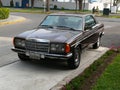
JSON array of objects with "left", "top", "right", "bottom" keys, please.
[{"left": 12, "top": 13, "right": 104, "bottom": 69}]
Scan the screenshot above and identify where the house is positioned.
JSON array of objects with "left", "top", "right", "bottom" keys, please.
[
  {"left": 1, "top": 0, "right": 120, "bottom": 11},
  {"left": 1, "top": 0, "right": 29, "bottom": 8}
]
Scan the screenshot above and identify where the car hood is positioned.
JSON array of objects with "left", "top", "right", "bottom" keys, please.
[{"left": 18, "top": 28, "right": 82, "bottom": 43}]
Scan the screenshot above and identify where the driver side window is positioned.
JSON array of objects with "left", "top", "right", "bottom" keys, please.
[{"left": 85, "top": 15, "right": 96, "bottom": 30}]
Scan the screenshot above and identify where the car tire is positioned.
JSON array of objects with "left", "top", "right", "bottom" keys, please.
[
  {"left": 93, "top": 37, "right": 101, "bottom": 49},
  {"left": 18, "top": 54, "right": 29, "bottom": 61},
  {"left": 67, "top": 46, "right": 81, "bottom": 69}
]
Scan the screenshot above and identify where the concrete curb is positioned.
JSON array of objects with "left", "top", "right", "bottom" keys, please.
[
  {"left": 0, "top": 15, "right": 26, "bottom": 26},
  {"left": 50, "top": 47, "right": 109, "bottom": 90}
]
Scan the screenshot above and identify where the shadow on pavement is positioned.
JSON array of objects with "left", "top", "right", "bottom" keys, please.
[{"left": 17, "top": 59, "right": 71, "bottom": 71}]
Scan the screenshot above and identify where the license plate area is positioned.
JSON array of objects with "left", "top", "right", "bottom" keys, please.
[{"left": 29, "top": 51, "right": 41, "bottom": 60}]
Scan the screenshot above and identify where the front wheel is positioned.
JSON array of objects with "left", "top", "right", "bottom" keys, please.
[
  {"left": 67, "top": 46, "right": 81, "bottom": 69},
  {"left": 18, "top": 54, "right": 29, "bottom": 61},
  {"left": 93, "top": 37, "right": 101, "bottom": 49}
]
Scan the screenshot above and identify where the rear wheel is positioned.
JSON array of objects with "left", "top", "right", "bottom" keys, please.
[
  {"left": 67, "top": 46, "right": 81, "bottom": 69},
  {"left": 18, "top": 54, "right": 29, "bottom": 61},
  {"left": 93, "top": 37, "right": 101, "bottom": 49}
]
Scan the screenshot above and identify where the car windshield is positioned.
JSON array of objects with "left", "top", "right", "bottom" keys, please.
[{"left": 40, "top": 15, "right": 83, "bottom": 31}]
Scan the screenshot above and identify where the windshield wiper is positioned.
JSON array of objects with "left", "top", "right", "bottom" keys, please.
[
  {"left": 56, "top": 26, "right": 76, "bottom": 30},
  {"left": 39, "top": 25, "right": 54, "bottom": 29}
]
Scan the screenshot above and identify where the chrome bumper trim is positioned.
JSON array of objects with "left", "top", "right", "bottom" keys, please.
[{"left": 11, "top": 47, "right": 72, "bottom": 59}]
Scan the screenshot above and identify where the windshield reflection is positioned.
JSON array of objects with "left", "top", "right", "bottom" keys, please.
[{"left": 40, "top": 15, "right": 83, "bottom": 31}]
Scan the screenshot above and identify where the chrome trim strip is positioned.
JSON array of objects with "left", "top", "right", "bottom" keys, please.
[
  {"left": 11, "top": 47, "right": 72, "bottom": 59},
  {"left": 71, "top": 30, "right": 100, "bottom": 47},
  {"left": 26, "top": 38, "right": 50, "bottom": 43}
]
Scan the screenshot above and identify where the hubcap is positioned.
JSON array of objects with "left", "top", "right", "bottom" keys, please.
[
  {"left": 75, "top": 49, "right": 79, "bottom": 65},
  {"left": 97, "top": 38, "right": 100, "bottom": 46}
]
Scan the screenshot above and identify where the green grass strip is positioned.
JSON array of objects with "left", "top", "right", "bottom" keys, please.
[
  {"left": 92, "top": 53, "right": 120, "bottom": 90},
  {"left": 65, "top": 50, "right": 115, "bottom": 90},
  {"left": 8, "top": 7, "right": 91, "bottom": 14}
]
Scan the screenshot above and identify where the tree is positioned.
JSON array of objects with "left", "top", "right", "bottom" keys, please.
[
  {"left": 31, "top": 0, "right": 35, "bottom": 8},
  {"left": 78, "top": 0, "right": 83, "bottom": 10},
  {"left": 75, "top": 0, "right": 83, "bottom": 11},
  {"left": 0, "top": 0, "right": 2, "bottom": 7},
  {"left": 113, "top": 0, "right": 120, "bottom": 6},
  {"left": 112, "top": 0, "right": 120, "bottom": 12},
  {"left": 10, "top": 0, "right": 14, "bottom": 7},
  {"left": 46, "top": 0, "right": 50, "bottom": 12},
  {"left": 75, "top": 0, "right": 78, "bottom": 11}
]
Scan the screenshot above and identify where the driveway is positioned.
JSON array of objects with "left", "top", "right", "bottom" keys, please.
[{"left": 0, "top": 36, "right": 108, "bottom": 90}]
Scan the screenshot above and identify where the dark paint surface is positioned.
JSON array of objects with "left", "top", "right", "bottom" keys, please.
[
  {"left": 15, "top": 14, "right": 104, "bottom": 49},
  {"left": 17, "top": 28, "right": 82, "bottom": 43}
]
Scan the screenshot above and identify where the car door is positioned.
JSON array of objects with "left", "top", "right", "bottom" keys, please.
[{"left": 81, "top": 15, "right": 99, "bottom": 48}]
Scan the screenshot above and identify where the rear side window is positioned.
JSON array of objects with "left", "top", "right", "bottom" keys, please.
[{"left": 85, "top": 15, "right": 96, "bottom": 29}]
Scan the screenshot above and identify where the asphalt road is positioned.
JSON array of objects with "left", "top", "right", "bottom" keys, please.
[
  {"left": 97, "top": 17, "right": 120, "bottom": 48},
  {"left": 0, "top": 13, "right": 120, "bottom": 90}
]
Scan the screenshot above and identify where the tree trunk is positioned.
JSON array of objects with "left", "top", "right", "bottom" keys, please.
[
  {"left": 113, "top": 0, "right": 119, "bottom": 6},
  {"left": 46, "top": 0, "right": 50, "bottom": 12},
  {"left": 75, "top": 0, "right": 77, "bottom": 11},
  {"left": 78, "top": 0, "right": 83, "bottom": 10},
  {"left": 0, "top": 0, "right": 3, "bottom": 7},
  {"left": 31, "top": 0, "right": 34, "bottom": 8}
]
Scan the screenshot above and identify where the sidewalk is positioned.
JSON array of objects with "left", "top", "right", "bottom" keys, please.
[{"left": 0, "top": 15, "right": 26, "bottom": 26}]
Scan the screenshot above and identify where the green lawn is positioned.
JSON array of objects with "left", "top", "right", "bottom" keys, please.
[
  {"left": 65, "top": 50, "right": 115, "bottom": 90},
  {"left": 102, "top": 15, "right": 120, "bottom": 18},
  {"left": 92, "top": 54, "right": 120, "bottom": 90},
  {"left": 2, "top": 7, "right": 120, "bottom": 19},
  {"left": 9, "top": 8, "right": 47, "bottom": 14},
  {"left": 8, "top": 7, "right": 91, "bottom": 14}
]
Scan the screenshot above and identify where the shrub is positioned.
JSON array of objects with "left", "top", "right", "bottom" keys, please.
[
  {"left": 0, "top": 8, "right": 10, "bottom": 19},
  {"left": 61, "top": 7, "right": 64, "bottom": 10},
  {"left": 54, "top": 5, "right": 57, "bottom": 10}
]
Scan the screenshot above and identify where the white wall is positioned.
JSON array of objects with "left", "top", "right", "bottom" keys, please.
[
  {"left": 33, "top": 0, "right": 109, "bottom": 10},
  {"left": 13, "top": 0, "right": 22, "bottom": 6},
  {"left": 1, "top": 0, "right": 21, "bottom": 7},
  {"left": 34, "top": 1, "right": 90, "bottom": 10},
  {"left": 88, "top": 2, "right": 105, "bottom": 10},
  {"left": 1, "top": 0, "right": 11, "bottom": 6},
  {"left": 1, "top": 0, "right": 119, "bottom": 11},
  {"left": 34, "top": 1, "right": 77, "bottom": 9}
]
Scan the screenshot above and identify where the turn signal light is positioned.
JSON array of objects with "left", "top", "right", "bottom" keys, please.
[
  {"left": 12, "top": 38, "right": 15, "bottom": 46},
  {"left": 65, "top": 44, "right": 70, "bottom": 53}
]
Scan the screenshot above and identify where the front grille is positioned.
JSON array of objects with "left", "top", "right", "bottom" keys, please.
[{"left": 25, "top": 40, "right": 49, "bottom": 53}]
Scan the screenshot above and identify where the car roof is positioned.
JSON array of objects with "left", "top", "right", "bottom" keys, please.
[{"left": 49, "top": 13, "right": 94, "bottom": 18}]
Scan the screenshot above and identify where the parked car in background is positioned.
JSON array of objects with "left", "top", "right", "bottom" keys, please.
[{"left": 12, "top": 13, "right": 104, "bottom": 69}]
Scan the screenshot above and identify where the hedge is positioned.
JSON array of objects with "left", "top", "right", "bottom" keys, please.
[{"left": 0, "top": 8, "right": 10, "bottom": 19}]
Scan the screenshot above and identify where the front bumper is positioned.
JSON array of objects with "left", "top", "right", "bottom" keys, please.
[{"left": 11, "top": 47, "right": 73, "bottom": 60}]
